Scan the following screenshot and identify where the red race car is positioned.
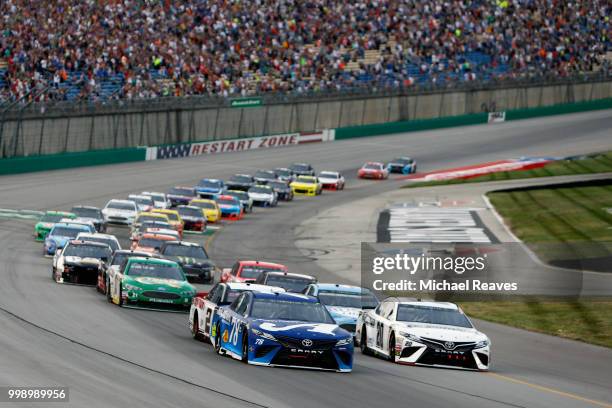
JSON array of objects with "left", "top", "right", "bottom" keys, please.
[
  {"left": 220, "top": 260, "right": 288, "bottom": 283},
  {"left": 358, "top": 162, "right": 389, "bottom": 179}
]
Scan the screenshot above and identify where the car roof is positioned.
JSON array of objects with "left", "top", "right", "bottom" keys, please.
[
  {"left": 318, "top": 171, "right": 339, "bottom": 175},
  {"left": 190, "top": 198, "right": 216, "bottom": 204},
  {"left": 252, "top": 292, "right": 316, "bottom": 302},
  {"left": 170, "top": 186, "right": 195, "bottom": 191},
  {"left": 177, "top": 205, "right": 202, "bottom": 210},
  {"left": 264, "top": 271, "right": 315, "bottom": 280},
  {"left": 71, "top": 205, "right": 99, "bottom": 210},
  {"left": 128, "top": 194, "right": 152, "bottom": 199},
  {"left": 76, "top": 233, "right": 117, "bottom": 240},
  {"left": 239, "top": 260, "right": 287, "bottom": 269},
  {"left": 140, "top": 233, "right": 176, "bottom": 240},
  {"left": 164, "top": 240, "right": 200, "bottom": 247},
  {"left": 225, "top": 282, "right": 285, "bottom": 292},
  {"left": 314, "top": 283, "right": 364, "bottom": 293},
  {"left": 107, "top": 199, "right": 135, "bottom": 204},
  {"left": 365, "top": 162, "right": 384, "bottom": 166},
  {"left": 128, "top": 256, "right": 177, "bottom": 266},
  {"left": 114, "top": 249, "right": 154, "bottom": 256},
  {"left": 53, "top": 222, "right": 90, "bottom": 230},
  {"left": 141, "top": 191, "right": 165, "bottom": 196},
  {"left": 152, "top": 209, "right": 179, "bottom": 214},
  {"left": 385, "top": 298, "right": 459, "bottom": 310},
  {"left": 68, "top": 239, "right": 110, "bottom": 248}
]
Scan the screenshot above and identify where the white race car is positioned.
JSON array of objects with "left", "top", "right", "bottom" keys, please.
[
  {"left": 317, "top": 171, "right": 345, "bottom": 190},
  {"left": 52, "top": 240, "right": 112, "bottom": 285},
  {"left": 141, "top": 191, "right": 171, "bottom": 209},
  {"left": 102, "top": 199, "right": 138, "bottom": 225},
  {"left": 189, "top": 282, "right": 285, "bottom": 343},
  {"left": 247, "top": 185, "right": 278, "bottom": 207},
  {"left": 76, "top": 232, "right": 121, "bottom": 253},
  {"left": 355, "top": 298, "right": 490, "bottom": 371}
]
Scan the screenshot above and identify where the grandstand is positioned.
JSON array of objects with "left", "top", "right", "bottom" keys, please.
[{"left": 0, "top": 0, "right": 609, "bottom": 103}]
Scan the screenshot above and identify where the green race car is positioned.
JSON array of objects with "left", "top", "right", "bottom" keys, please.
[
  {"left": 34, "top": 211, "right": 77, "bottom": 241},
  {"left": 108, "top": 257, "right": 196, "bottom": 310}
]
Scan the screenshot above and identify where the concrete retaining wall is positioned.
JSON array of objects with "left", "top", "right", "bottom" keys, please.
[{"left": 1, "top": 81, "right": 611, "bottom": 158}]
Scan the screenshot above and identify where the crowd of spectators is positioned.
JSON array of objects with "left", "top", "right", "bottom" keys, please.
[{"left": 0, "top": 0, "right": 610, "bottom": 103}]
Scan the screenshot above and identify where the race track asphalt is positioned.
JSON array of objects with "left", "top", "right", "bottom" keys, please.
[{"left": 0, "top": 110, "right": 611, "bottom": 408}]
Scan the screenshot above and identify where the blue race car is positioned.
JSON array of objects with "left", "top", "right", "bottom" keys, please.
[
  {"left": 44, "top": 222, "right": 94, "bottom": 256},
  {"left": 215, "top": 194, "right": 243, "bottom": 220},
  {"left": 196, "top": 178, "right": 225, "bottom": 199},
  {"left": 212, "top": 291, "right": 353, "bottom": 372},
  {"left": 386, "top": 157, "right": 417, "bottom": 174},
  {"left": 304, "top": 284, "right": 379, "bottom": 336}
]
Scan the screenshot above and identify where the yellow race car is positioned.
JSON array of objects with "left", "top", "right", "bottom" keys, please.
[
  {"left": 151, "top": 208, "right": 184, "bottom": 235},
  {"left": 290, "top": 175, "right": 323, "bottom": 196},
  {"left": 189, "top": 198, "right": 222, "bottom": 223}
]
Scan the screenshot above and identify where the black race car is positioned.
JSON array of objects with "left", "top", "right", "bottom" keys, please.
[
  {"left": 254, "top": 170, "right": 278, "bottom": 184},
  {"left": 289, "top": 162, "right": 315, "bottom": 176},
  {"left": 167, "top": 186, "right": 197, "bottom": 207},
  {"left": 226, "top": 174, "right": 255, "bottom": 191},
  {"left": 386, "top": 157, "right": 417, "bottom": 174},
  {"left": 176, "top": 205, "right": 207, "bottom": 232},
  {"left": 159, "top": 241, "right": 216, "bottom": 283},
  {"left": 267, "top": 180, "right": 294, "bottom": 201}
]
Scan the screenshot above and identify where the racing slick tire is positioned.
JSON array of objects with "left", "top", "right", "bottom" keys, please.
[
  {"left": 241, "top": 331, "right": 249, "bottom": 363},
  {"left": 388, "top": 333, "right": 397, "bottom": 363},
  {"left": 106, "top": 278, "right": 112, "bottom": 303},
  {"left": 360, "top": 327, "right": 373, "bottom": 356},
  {"left": 118, "top": 286, "right": 125, "bottom": 307},
  {"left": 192, "top": 314, "right": 204, "bottom": 341},
  {"left": 214, "top": 323, "right": 225, "bottom": 355}
]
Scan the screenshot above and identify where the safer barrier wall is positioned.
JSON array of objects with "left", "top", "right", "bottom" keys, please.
[{"left": 0, "top": 147, "right": 146, "bottom": 175}]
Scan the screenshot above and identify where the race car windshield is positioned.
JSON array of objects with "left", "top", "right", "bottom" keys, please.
[
  {"left": 217, "top": 197, "right": 238, "bottom": 205},
  {"left": 50, "top": 227, "right": 83, "bottom": 238},
  {"left": 178, "top": 207, "right": 202, "bottom": 218},
  {"left": 364, "top": 164, "right": 381, "bottom": 170},
  {"left": 141, "top": 221, "right": 171, "bottom": 229},
  {"left": 71, "top": 208, "right": 101, "bottom": 218},
  {"left": 137, "top": 215, "right": 165, "bottom": 223},
  {"left": 265, "top": 276, "right": 314, "bottom": 292},
  {"left": 297, "top": 177, "right": 315, "bottom": 184},
  {"left": 107, "top": 202, "right": 135, "bottom": 211},
  {"left": 228, "top": 192, "right": 248, "bottom": 200},
  {"left": 163, "top": 245, "right": 208, "bottom": 259},
  {"left": 231, "top": 175, "right": 252, "bottom": 182},
  {"left": 291, "top": 164, "right": 311, "bottom": 172},
  {"left": 255, "top": 171, "right": 275, "bottom": 179},
  {"left": 63, "top": 244, "right": 111, "bottom": 260},
  {"left": 80, "top": 237, "right": 119, "bottom": 252},
  {"left": 392, "top": 158, "right": 412, "bottom": 164},
  {"left": 249, "top": 186, "right": 271, "bottom": 194},
  {"left": 127, "top": 263, "right": 185, "bottom": 280},
  {"left": 147, "top": 194, "right": 165, "bottom": 202},
  {"left": 267, "top": 181, "right": 286, "bottom": 189},
  {"left": 396, "top": 305, "right": 473, "bottom": 328},
  {"left": 137, "top": 238, "right": 169, "bottom": 249},
  {"left": 275, "top": 169, "right": 292, "bottom": 176},
  {"left": 41, "top": 214, "right": 67, "bottom": 223},
  {"left": 169, "top": 188, "right": 194, "bottom": 196},
  {"left": 161, "top": 212, "right": 179, "bottom": 221},
  {"left": 250, "top": 299, "right": 334, "bottom": 323},
  {"left": 240, "top": 266, "right": 282, "bottom": 279},
  {"left": 131, "top": 197, "right": 153, "bottom": 206},
  {"left": 193, "top": 202, "right": 216, "bottom": 209},
  {"left": 223, "top": 289, "right": 245, "bottom": 304},
  {"left": 318, "top": 291, "right": 379, "bottom": 309},
  {"left": 198, "top": 180, "right": 222, "bottom": 188},
  {"left": 318, "top": 172, "right": 338, "bottom": 179}
]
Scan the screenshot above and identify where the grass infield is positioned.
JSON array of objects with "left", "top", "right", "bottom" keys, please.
[{"left": 470, "top": 180, "right": 612, "bottom": 347}]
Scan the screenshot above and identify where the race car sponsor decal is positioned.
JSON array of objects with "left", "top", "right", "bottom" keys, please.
[
  {"left": 399, "top": 158, "right": 554, "bottom": 182},
  {"left": 258, "top": 322, "right": 338, "bottom": 335},
  {"left": 133, "top": 277, "right": 182, "bottom": 287},
  {"left": 222, "top": 329, "right": 229, "bottom": 343}
]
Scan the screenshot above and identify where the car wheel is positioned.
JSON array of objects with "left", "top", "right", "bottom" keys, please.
[
  {"left": 241, "top": 331, "right": 249, "bottom": 363},
  {"left": 106, "top": 278, "right": 112, "bottom": 303},
  {"left": 389, "top": 333, "right": 397, "bottom": 363},
  {"left": 214, "top": 323, "right": 224, "bottom": 355},
  {"left": 192, "top": 314, "right": 204, "bottom": 341},
  {"left": 360, "top": 327, "right": 372, "bottom": 356},
  {"left": 118, "top": 285, "right": 124, "bottom": 307}
]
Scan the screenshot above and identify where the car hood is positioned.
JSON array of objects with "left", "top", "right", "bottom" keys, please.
[
  {"left": 396, "top": 323, "right": 486, "bottom": 342},
  {"left": 48, "top": 236, "right": 71, "bottom": 246},
  {"left": 103, "top": 208, "right": 134, "bottom": 216},
  {"left": 318, "top": 177, "right": 339, "bottom": 183},
  {"left": 64, "top": 256, "right": 104, "bottom": 267},
  {"left": 76, "top": 216, "right": 101, "bottom": 223},
  {"left": 196, "top": 187, "right": 222, "bottom": 193},
  {"left": 325, "top": 306, "right": 361, "bottom": 321},
  {"left": 291, "top": 182, "right": 316, "bottom": 188},
  {"left": 180, "top": 215, "right": 203, "bottom": 222},
  {"left": 165, "top": 255, "right": 213, "bottom": 267},
  {"left": 251, "top": 320, "right": 346, "bottom": 340},
  {"left": 124, "top": 276, "right": 193, "bottom": 291},
  {"left": 249, "top": 192, "right": 273, "bottom": 199}
]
